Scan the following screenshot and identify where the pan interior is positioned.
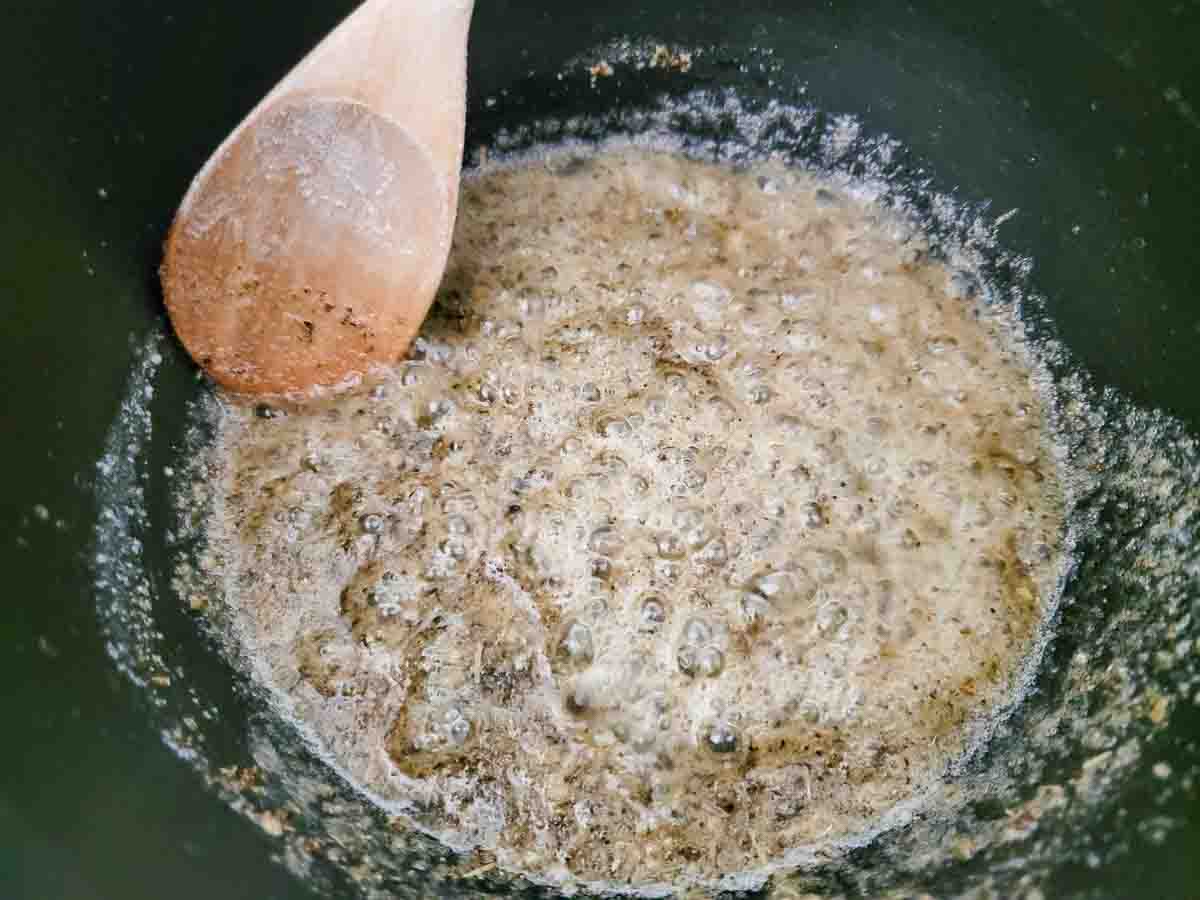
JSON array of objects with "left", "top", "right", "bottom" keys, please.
[{"left": 93, "top": 56, "right": 1200, "bottom": 900}]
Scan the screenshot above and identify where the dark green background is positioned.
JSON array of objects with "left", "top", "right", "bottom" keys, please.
[{"left": 1, "top": 1, "right": 1197, "bottom": 898}]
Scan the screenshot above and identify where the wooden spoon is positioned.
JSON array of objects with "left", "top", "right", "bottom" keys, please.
[{"left": 161, "top": 0, "right": 475, "bottom": 398}]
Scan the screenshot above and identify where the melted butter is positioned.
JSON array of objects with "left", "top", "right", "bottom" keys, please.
[{"left": 203, "top": 146, "right": 1067, "bottom": 890}]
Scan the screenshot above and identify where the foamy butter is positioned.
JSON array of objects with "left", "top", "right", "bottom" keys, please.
[{"left": 205, "top": 147, "right": 1067, "bottom": 890}]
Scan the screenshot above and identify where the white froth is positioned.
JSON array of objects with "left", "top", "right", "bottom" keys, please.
[{"left": 195, "top": 146, "right": 1069, "bottom": 891}]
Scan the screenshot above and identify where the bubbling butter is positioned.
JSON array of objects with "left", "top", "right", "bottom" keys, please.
[{"left": 203, "top": 146, "right": 1067, "bottom": 890}]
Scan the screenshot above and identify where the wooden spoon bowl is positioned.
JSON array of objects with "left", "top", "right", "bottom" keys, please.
[{"left": 161, "top": 0, "right": 473, "bottom": 398}]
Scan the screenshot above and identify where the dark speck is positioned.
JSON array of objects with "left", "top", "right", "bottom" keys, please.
[{"left": 705, "top": 723, "right": 739, "bottom": 754}]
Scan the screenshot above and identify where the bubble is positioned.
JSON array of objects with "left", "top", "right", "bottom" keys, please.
[
  {"left": 697, "top": 646, "right": 724, "bottom": 677},
  {"left": 655, "top": 559, "right": 682, "bottom": 581},
  {"left": 695, "top": 538, "right": 728, "bottom": 566},
  {"left": 561, "top": 621, "right": 594, "bottom": 663},
  {"left": 817, "top": 602, "right": 849, "bottom": 636},
  {"left": 626, "top": 305, "right": 645, "bottom": 325},
  {"left": 657, "top": 532, "right": 686, "bottom": 561},
  {"left": 1014, "top": 446, "right": 1039, "bottom": 466},
  {"left": 926, "top": 336, "right": 958, "bottom": 355},
  {"left": 867, "top": 303, "right": 891, "bottom": 324},
  {"left": 664, "top": 372, "right": 689, "bottom": 394},
  {"left": 597, "top": 416, "right": 633, "bottom": 438},
  {"left": 441, "top": 490, "right": 477, "bottom": 515},
  {"left": 478, "top": 382, "right": 499, "bottom": 404},
  {"left": 690, "top": 281, "right": 731, "bottom": 304},
  {"left": 674, "top": 508, "right": 711, "bottom": 549},
  {"left": 414, "top": 338, "right": 453, "bottom": 364},
  {"left": 402, "top": 370, "right": 421, "bottom": 387},
  {"left": 676, "top": 645, "right": 698, "bottom": 676},
  {"left": 369, "top": 570, "right": 420, "bottom": 612},
  {"left": 697, "top": 335, "right": 729, "bottom": 362},
  {"left": 569, "top": 681, "right": 598, "bottom": 712},
  {"left": 580, "top": 382, "right": 602, "bottom": 403},
  {"left": 512, "top": 472, "right": 546, "bottom": 494},
  {"left": 673, "top": 506, "right": 700, "bottom": 529},
  {"left": 780, "top": 291, "right": 815, "bottom": 311},
  {"left": 428, "top": 398, "right": 455, "bottom": 422},
  {"left": 445, "top": 712, "right": 472, "bottom": 746},
  {"left": 640, "top": 596, "right": 666, "bottom": 629},
  {"left": 254, "top": 403, "right": 282, "bottom": 419},
  {"left": 501, "top": 385, "right": 521, "bottom": 406},
  {"left": 630, "top": 728, "right": 657, "bottom": 753},
  {"left": 585, "top": 596, "right": 609, "bottom": 622},
  {"left": 801, "top": 503, "right": 825, "bottom": 528},
  {"left": 812, "top": 444, "right": 837, "bottom": 466},
  {"left": 519, "top": 294, "right": 545, "bottom": 319},
  {"left": 865, "top": 416, "right": 888, "bottom": 436},
  {"left": 748, "top": 384, "right": 772, "bottom": 405},
  {"left": 704, "top": 722, "right": 739, "bottom": 753},
  {"left": 560, "top": 436, "right": 583, "bottom": 456},
  {"left": 562, "top": 475, "right": 596, "bottom": 502},
  {"left": 629, "top": 474, "right": 650, "bottom": 494},
  {"left": 738, "top": 591, "right": 771, "bottom": 625},
  {"left": 588, "top": 526, "right": 623, "bottom": 556},
  {"left": 683, "top": 617, "right": 713, "bottom": 646},
  {"left": 440, "top": 538, "right": 467, "bottom": 560},
  {"left": 592, "top": 453, "right": 627, "bottom": 474},
  {"left": 803, "top": 548, "right": 847, "bottom": 584},
  {"left": 775, "top": 796, "right": 804, "bottom": 820},
  {"left": 961, "top": 498, "right": 993, "bottom": 527},
  {"left": 360, "top": 513, "right": 385, "bottom": 534},
  {"left": 753, "top": 571, "right": 820, "bottom": 614},
  {"left": 776, "top": 414, "right": 805, "bottom": 433},
  {"left": 753, "top": 176, "right": 782, "bottom": 195},
  {"left": 947, "top": 271, "right": 980, "bottom": 299}
]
